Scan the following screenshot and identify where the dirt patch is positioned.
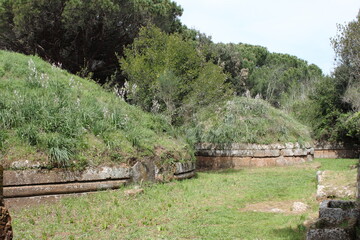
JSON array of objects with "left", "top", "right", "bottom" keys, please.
[{"left": 239, "top": 200, "right": 311, "bottom": 215}]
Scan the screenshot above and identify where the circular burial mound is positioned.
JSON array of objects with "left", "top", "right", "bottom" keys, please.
[
  {"left": 184, "top": 97, "right": 313, "bottom": 169},
  {"left": 0, "top": 50, "right": 192, "bottom": 170}
]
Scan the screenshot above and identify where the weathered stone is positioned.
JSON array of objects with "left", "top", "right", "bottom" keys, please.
[
  {"left": 233, "top": 157, "right": 252, "bottom": 168},
  {"left": 307, "top": 200, "right": 360, "bottom": 240},
  {"left": 319, "top": 201, "right": 360, "bottom": 225},
  {"left": 285, "top": 142, "right": 294, "bottom": 149},
  {"left": 253, "top": 150, "right": 280, "bottom": 157},
  {"left": 307, "top": 228, "right": 353, "bottom": 240},
  {"left": 4, "top": 180, "right": 127, "bottom": 198},
  {"left": 293, "top": 149, "right": 308, "bottom": 156},
  {"left": 291, "top": 202, "right": 309, "bottom": 213},
  {"left": 281, "top": 149, "right": 294, "bottom": 157},
  {"left": 270, "top": 143, "right": 286, "bottom": 150},
  {"left": 4, "top": 166, "right": 131, "bottom": 186},
  {"left": 308, "top": 148, "right": 315, "bottom": 155},
  {"left": 251, "top": 158, "right": 276, "bottom": 167},
  {"left": 174, "top": 162, "right": 195, "bottom": 175},
  {"left": 231, "top": 150, "right": 254, "bottom": 157},
  {"left": 0, "top": 165, "right": 12, "bottom": 240},
  {"left": 314, "top": 149, "right": 359, "bottom": 159},
  {"left": 10, "top": 160, "right": 45, "bottom": 170},
  {"left": 174, "top": 171, "right": 196, "bottom": 180},
  {"left": 131, "top": 161, "right": 156, "bottom": 183},
  {"left": 0, "top": 206, "right": 12, "bottom": 240}
]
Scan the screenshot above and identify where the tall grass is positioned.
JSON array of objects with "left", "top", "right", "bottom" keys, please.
[
  {"left": 0, "top": 51, "right": 192, "bottom": 168},
  {"left": 184, "top": 97, "right": 312, "bottom": 145}
]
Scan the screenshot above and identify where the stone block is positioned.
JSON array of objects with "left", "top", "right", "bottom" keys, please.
[
  {"left": 4, "top": 180, "right": 127, "bottom": 198},
  {"left": 270, "top": 143, "right": 286, "bottom": 149},
  {"left": 293, "top": 149, "right": 308, "bottom": 156},
  {"left": 251, "top": 158, "right": 276, "bottom": 167},
  {"left": 131, "top": 161, "right": 156, "bottom": 183},
  {"left": 319, "top": 200, "right": 360, "bottom": 225},
  {"left": 4, "top": 166, "right": 131, "bottom": 186},
  {"left": 174, "top": 171, "right": 196, "bottom": 180},
  {"left": 174, "top": 162, "right": 195, "bottom": 174},
  {"left": 307, "top": 228, "right": 353, "bottom": 240},
  {"left": 232, "top": 157, "right": 252, "bottom": 168},
  {"left": 281, "top": 149, "right": 294, "bottom": 157},
  {"left": 253, "top": 150, "right": 280, "bottom": 157},
  {"left": 308, "top": 148, "right": 315, "bottom": 155},
  {"left": 231, "top": 150, "right": 254, "bottom": 157}
]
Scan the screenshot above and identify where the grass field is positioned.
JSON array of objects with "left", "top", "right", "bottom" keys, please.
[{"left": 11, "top": 158, "right": 358, "bottom": 240}]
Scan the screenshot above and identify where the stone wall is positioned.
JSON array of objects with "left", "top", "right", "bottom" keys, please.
[
  {"left": 195, "top": 142, "right": 314, "bottom": 169},
  {"left": 3, "top": 161, "right": 195, "bottom": 207},
  {"left": 315, "top": 142, "right": 359, "bottom": 159},
  {"left": 0, "top": 165, "right": 13, "bottom": 240}
]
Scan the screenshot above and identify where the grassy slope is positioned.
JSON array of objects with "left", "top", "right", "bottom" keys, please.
[
  {"left": 12, "top": 159, "right": 358, "bottom": 239},
  {"left": 185, "top": 97, "right": 312, "bottom": 145},
  {"left": 0, "top": 50, "right": 192, "bottom": 169}
]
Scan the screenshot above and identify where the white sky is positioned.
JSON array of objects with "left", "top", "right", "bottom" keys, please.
[{"left": 174, "top": 0, "right": 360, "bottom": 75}]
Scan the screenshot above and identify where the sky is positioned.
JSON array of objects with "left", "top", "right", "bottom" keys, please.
[{"left": 174, "top": 0, "right": 360, "bottom": 75}]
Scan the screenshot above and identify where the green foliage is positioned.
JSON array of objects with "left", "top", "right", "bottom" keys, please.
[
  {"left": 291, "top": 12, "right": 360, "bottom": 144},
  {"left": 0, "top": 50, "right": 192, "bottom": 168},
  {"left": 0, "top": 0, "right": 183, "bottom": 83},
  {"left": 206, "top": 43, "right": 324, "bottom": 110},
  {"left": 121, "top": 26, "right": 232, "bottom": 124},
  {"left": 184, "top": 97, "right": 312, "bottom": 145}
]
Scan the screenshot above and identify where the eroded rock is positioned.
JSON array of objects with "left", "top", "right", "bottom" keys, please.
[
  {"left": 0, "top": 207, "right": 13, "bottom": 240},
  {"left": 0, "top": 165, "right": 13, "bottom": 240}
]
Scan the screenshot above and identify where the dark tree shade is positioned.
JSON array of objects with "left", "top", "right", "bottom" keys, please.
[{"left": 0, "top": 0, "right": 183, "bottom": 83}]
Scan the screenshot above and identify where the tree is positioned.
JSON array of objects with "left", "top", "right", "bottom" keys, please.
[
  {"left": 120, "top": 26, "right": 231, "bottom": 124},
  {"left": 0, "top": 0, "right": 183, "bottom": 83},
  {"left": 332, "top": 12, "right": 360, "bottom": 112}
]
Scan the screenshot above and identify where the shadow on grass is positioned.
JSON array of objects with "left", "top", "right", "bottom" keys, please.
[
  {"left": 198, "top": 168, "right": 244, "bottom": 174},
  {"left": 272, "top": 224, "right": 307, "bottom": 240}
]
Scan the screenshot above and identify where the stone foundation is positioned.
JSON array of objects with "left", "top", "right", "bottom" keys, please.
[
  {"left": 307, "top": 200, "right": 360, "bottom": 240},
  {"left": 315, "top": 143, "right": 359, "bottom": 159},
  {"left": 3, "top": 161, "right": 195, "bottom": 207},
  {"left": 0, "top": 165, "right": 13, "bottom": 240},
  {"left": 195, "top": 143, "right": 314, "bottom": 169}
]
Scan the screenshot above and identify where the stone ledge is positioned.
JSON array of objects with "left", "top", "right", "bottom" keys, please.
[
  {"left": 195, "top": 142, "right": 313, "bottom": 169},
  {"left": 196, "top": 156, "right": 310, "bottom": 169},
  {"left": 4, "top": 180, "right": 127, "bottom": 198},
  {"left": 3, "top": 161, "right": 196, "bottom": 204}
]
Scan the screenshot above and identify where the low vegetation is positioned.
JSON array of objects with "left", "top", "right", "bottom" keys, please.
[
  {"left": 0, "top": 50, "right": 192, "bottom": 169},
  {"left": 11, "top": 159, "right": 358, "bottom": 239},
  {"left": 184, "top": 97, "right": 312, "bottom": 145}
]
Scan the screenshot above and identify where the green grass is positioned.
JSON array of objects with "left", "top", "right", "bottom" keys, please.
[
  {"left": 12, "top": 160, "right": 337, "bottom": 240},
  {"left": 317, "top": 158, "right": 358, "bottom": 171},
  {"left": 12, "top": 159, "right": 358, "bottom": 239},
  {"left": 0, "top": 50, "right": 192, "bottom": 169},
  {"left": 184, "top": 97, "right": 312, "bottom": 145}
]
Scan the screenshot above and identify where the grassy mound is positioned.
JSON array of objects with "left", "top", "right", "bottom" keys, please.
[
  {"left": 0, "top": 51, "right": 192, "bottom": 169},
  {"left": 185, "top": 97, "right": 312, "bottom": 145}
]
